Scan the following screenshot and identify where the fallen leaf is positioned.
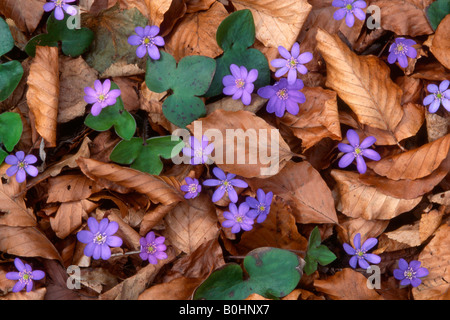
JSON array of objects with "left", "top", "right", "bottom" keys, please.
[
  {"left": 139, "top": 82, "right": 176, "bottom": 132},
  {"left": 50, "top": 200, "right": 97, "bottom": 239},
  {"left": 419, "top": 207, "right": 445, "bottom": 242},
  {"left": 0, "top": 0, "right": 46, "bottom": 33},
  {"left": 186, "top": 0, "right": 216, "bottom": 13},
  {"left": 0, "top": 176, "right": 36, "bottom": 227},
  {"left": 337, "top": 216, "right": 389, "bottom": 245},
  {"left": 428, "top": 191, "right": 450, "bottom": 208},
  {"left": 430, "top": 14, "right": 450, "bottom": 70},
  {"left": 104, "top": 209, "right": 141, "bottom": 251},
  {"left": 425, "top": 112, "right": 449, "bottom": 142},
  {"left": 206, "top": 95, "right": 266, "bottom": 115},
  {"left": 47, "top": 174, "right": 103, "bottom": 203},
  {"left": 246, "top": 161, "right": 338, "bottom": 224},
  {"left": 27, "top": 46, "right": 59, "bottom": 147},
  {"left": 138, "top": 276, "right": 203, "bottom": 300},
  {"left": 2, "top": 287, "right": 46, "bottom": 300}
]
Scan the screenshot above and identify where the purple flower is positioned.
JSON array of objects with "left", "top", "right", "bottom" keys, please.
[
  {"left": 84, "top": 79, "right": 122, "bottom": 116},
  {"left": 180, "top": 177, "right": 201, "bottom": 199},
  {"left": 393, "top": 258, "right": 429, "bottom": 287},
  {"left": 338, "top": 129, "right": 381, "bottom": 174},
  {"left": 5, "top": 151, "right": 38, "bottom": 183},
  {"left": 423, "top": 80, "right": 450, "bottom": 113},
  {"left": 257, "top": 78, "right": 306, "bottom": 117},
  {"left": 77, "top": 217, "right": 123, "bottom": 260},
  {"left": 43, "top": 0, "right": 77, "bottom": 20},
  {"left": 387, "top": 37, "right": 417, "bottom": 68},
  {"left": 343, "top": 233, "right": 381, "bottom": 269},
  {"left": 6, "top": 258, "right": 45, "bottom": 293},
  {"left": 222, "top": 202, "right": 254, "bottom": 233},
  {"left": 332, "top": 0, "right": 367, "bottom": 28},
  {"left": 139, "top": 231, "right": 168, "bottom": 265},
  {"left": 271, "top": 42, "right": 313, "bottom": 85},
  {"left": 245, "top": 189, "right": 273, "bottom": 223},
  {"left": 128, "top": 26, "right": 164, "bottom": 60},
  {"left": 203, "top": 167, "right": 248, "bottom": 203},
  {"left": 222, "top": 64, "right": 258, "bottom": 105},
  {"left": 182, "top": 135, "right": 214, "bottom": 165}
]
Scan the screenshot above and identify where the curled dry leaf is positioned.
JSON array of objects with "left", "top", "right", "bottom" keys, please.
[
  {"left": 185, "top": 0, "right": 216, "bottom": 13},
  {"left": 331, "top": 169, "right": 422, "bottom": 220},
  {"left": 140, "top": 203, "right": 177, "bottom": 236},
  {"left": 50, "top": 200, "right": 97, "bottom": 239},
  {"left": 0, "top": 176, "right": 36, "bottom": 227},
  {"left": 164, "top": 193, "right": 219, "bottom": 255},
  {"left": 316, "top": 28, "right": 404, "bottom": 134},
  {"left": 278, "top": 86, "right": 341, "bottom": 150},
  {"left": 246, "top": 161, "right": 338, "bottom": 224},
  {"left": 138, "top": 276, "right": 203, "bottom": 300},
  {"left": 368, "top": 134, "right": 450, "bottom": 181},
  {"left": 0, "top": 0, "right": 46, "bottom": 33},
  {"left": 314, "top": 268, "right": 383, "bottom": 300},
  {"left": 430, "top": 15, "right": 450, "bottom": 70},
  {"left": 232, "top": 0, "right": 312, "bottom": 49},
  {"left": 47, "top": 174, "right": 103, "bottom": 203},
  {"left": 104, "top": 208, "right": 141, "bottom": 251},
  {"left": 188, "top": 110, "right": 292, "bottom": 178},
  {"left": 164, "top": 1, "right": 227, "bottom": 61},
  {"left": 337, "top": 216, "right": 389, "bottom": 245},
  {"left": 77, "top": 157, "right": 184, "bottom": 206},
  {"left": 26, "top": 46, "right": 59, "bottom": 147}
]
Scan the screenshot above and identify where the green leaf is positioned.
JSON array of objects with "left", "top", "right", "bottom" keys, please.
[
  {"left": 110, "top": 136, "right": 184, "bottom": 175},
  {"left": 0, "top": 112, "right": 23, "bottom": 152},
  {"left": 426, "top": 0, "right": 450, "bottom": 31},
  {"left": 84, "top": 82, "right": 136, "bottom": 140},
  {"left": 0, "top": 17, "right": 14, "bottom": 57},
  {"left": 25, "top": 15, "right": 94, "bottom": 57},
  {"left": 0, "top": 60, "right": 24, "bottom": 102},
  {"left": 193, "top": 247, "right": 305, "bottom": 300},
  {"left": 0, "top": 148, "right": 8, "bottom": 164},
  {"left": 145, "top": 51, "right": 216, "bottom": 128},
  {"left": 204, "top": 10, "right": 270, "bottom": 98},
  {"left": 304, "top": 226, "right": 336, "bottom": 275}
]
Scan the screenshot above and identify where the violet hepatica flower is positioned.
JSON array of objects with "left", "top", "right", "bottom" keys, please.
[
  {"left": 128, "top": 26, "right": 164, "bottom": 60},
  {"left": 332, "top": 0, "right": 367, "bottom": 28},
  {"left": 393, "top": 258, "right": 429, "bottom": 287},
  {"left": 387, "top": 37, "right": 417, "bottom": 68},
  {"left": 222, "top": 64, "right": 258, "bottom": 106},
  {"left": 84, "top": 79, "right": 121, "bottom": 116},
  {"left": 343, "top": 233, "right": 381, "bottom": 269},
  {"left": 43, "top": 0, "right": 77, "bottom": 20},
  {"left": 271, "top": 42, "right": 313, "bottom": 85},
  {"left": 203, "top": 167, "right": 248, "bottom": 203},
  {"left": 423, "top": 80, "right": 450, "bottom": 113},
  {"left": 338, "top": 129, "right": 381, "bottom": 174},
  {"left": 246, "top": 189, "right": 273, "bottom": 223},
  {"left": 257, "top": 78, "right": 306, "bottom": 117},
  {"left": 222, "top": 202, "right": 254, "bottom": 233},
  {"left": 77, "top": 217, "right": 123, "bottom": 260},
  {"left": 6, "top": 258, "right": 45, "bottom": 293},
  {"left": 139, "top": 231, "right": 168, "bottom": 265},
  {"left": 180, "top": 177, "right": 201, "bottom": 199},
  {"left": 5, "top": 151, "right": 38, "bottom": 183},
  {"left": 182, "top": 135, "right": 214, "bottom": 165}
]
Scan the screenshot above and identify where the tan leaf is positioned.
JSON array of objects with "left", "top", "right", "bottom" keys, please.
[
  {"left": 206, "top": 95, "right": 266, "bottom": 116},
  {"left": 111, "top": 77, "right": 139, "bottom": 112},
  {"left": 431, "top": 15, "right": 450, "bottom": 70},
  {"left": 185, "top": 0, "right": 216, "bottom": 13},
  {"left": 77, "top": 157, "right": 184, "bottom": 206},
  {"left": 331, "top": 169, "right": 422, "bottom": 220},
  {"left": 413, "top": 224, "right": 450, "bottom": 299},
  {"left": 139, "top": 82, "right": 176, "bottom": 132},
  {"left": 396, "top": 76, "right": 422, "bottom": 105},
  {"left": 428, "top": 191, "right": 450, "bottom": 207},
  {"left": 2, "top": 287, "right": 46, "bottom": 300},
  {"left": 425, "top": 112, "right": 449, "bottom": 142},
  {"left": 279, "top": 87, "right": 341, "bottom": 150},
  {"left": 138, "top": 276, "right": 203, "bottom": 300},
  {"left": 419, "top": 208, "right": 444, "bottom": 242},
  {"left": 0, "top": 176, "right": 36, "bottom": 227},
  {"left": 47, "top": 174, "right": 102, "bottom": 203},
  {"left": 188, "top": 110, "right": 292, "bottom": 178},
  {"left": 27, "top": 46, "right": 59, "bottom": 147},
  {"left": 368, "top": 133, "right": 450, "bottom": 180},
  {"left": 337, "top": 216, "right": 389, "bottom": 245},
  {"left": 246, "top": 161, "right": 338, "bottom": 224},
  {"left": 58, "top": 56, "right": 98, "bottom": 123},
  {"left": 232, "top": 0, "right": 312, "bottom": 49},
  {"left": 104, "top": 209, "right": 141, "bottom": 251},
  {"left": 314, "top": 268, "right": 383, "bottom": 300},
  {"left": 0, "top": 226, "right": 62, "bottom": 261},
  {"left": 316, "top": 28, "right": 404, "bottom": 133},
  {"left": 378, "top": 222, "right": 422, "bottom": 252},
  {"left": 164, "top": 2, "right": 227, "bottom": 61},
  {"left": 0, "top": 0, "right": 46, "bottom": 33},
  {"left": 140, "top": 203, "right": 177, "bottom": 236},
  {"left": 50, "top": 200, "right": 97, "bottom": 239},
  {"left": 118, "top": 0, "right": 172, "bottom": 26},
  {"left": 236, "top": 197, "right": 308, "bottom": 255},
  {"left": 164, "top": 193, "right": 219, "bottom": 254}
]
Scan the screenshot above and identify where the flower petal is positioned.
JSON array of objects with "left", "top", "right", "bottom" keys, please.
[
  {"left": 87, "top": 217, "right": 99, "bottom": 233},
  {"left": 32, "top": 270, "right": 45, "bottom": 280},
  {"left": 338, "top": 152, "right": 355, "bottom": 168},
  {"left": 229, "top": 64, "right": 241, "bottom": 78},
  {"left": 346, "top": 129, "right": 360, "bottom": 147},
  {"left": 398, "top": 258, "right": 408, "bottom": 271},
  {"left": 338, "top": 143, "right": 354, "bottom": 153},
  {"left": 271, "top": 58, "right": 287, "bottom": 68},
  {"left": 16, "top": 169, "right": 26, "bottom": 183},
  {"left": 349, "top": 255, "right": 358, "bottom": 268},
  {"left": 423, "top": 94, "right": 435, "bottom": 106},
  {"left": 278, "top": 46, "right": 291, "bottom": 59},
  {"left": 364, "top": 253, "right": 381, "bottom": 264},
  {"left": 333, "top": 8, "right": 347, "bottom": 20},
  {"left": 212, "top": 187, "right": 226, "bottom": 202},
  {"left": 439, "top": 80, "right": 450, "bottom": 92},
  {"left": 393, "top": 269, "right": 405, "bottom": 280},
  {"left": 290, "top": 42, "right": 300, "bottom": 58},
  {"left": 343, "top": 243, "right": 356, "bottom": 255},
  {"left": 4, "top": 154, "right": 18, "bottom": 165},
  {"left": 427, "top": 84, "right": 438, "bottom": 93},
  {"left": 362, "top": 149, "right": 381, "bottom": 161},
  {"left": 228, "top": 188, "right": 238, "bottom": 203},
  {"left": 25, "top": 165, "right": 39, "bottom": 177},
  {"left": 415, "top": 267, "right": 429, "bottom": 278},
  {"left": 353, "top": 233, "right": 362, "bottom": 249},
  {"left": 128, "top": 35, "right": 142, "bottom": 46},
  {"left": 101, "top": 245, "right": 112, "bottom": 260},
  {"left": 359, "top": 136, "right": 376, "bottom": 149},
  {"left": 14, "top": 258, "right": 25, "bottom": 272},
  {"left": 356, "top": 156, "right": 367, "bottom": 174},
  {"left": 77, "top": 230, "right": 94, "bottom": 244},
  {"left": 104, "top": 221, "right": 119, "bottom": 236}
]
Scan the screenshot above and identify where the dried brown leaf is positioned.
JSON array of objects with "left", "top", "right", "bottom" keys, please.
[
  {"left": 0, "top": 0, "right": 46, "bottom": 33},
  {"left": 138, "top": 276, "right": 203, "bottom": 300},
  {"left": 47, "top": 174, "right": 102, "bottom": 203},
  {"left": 431, "top": 15, "right": 450, "bottom": 70},
  {"left": 0, "top": 177, "right": 35, "bottom": 227},
  {"left": 185, "top": 0, "right": 216, "bottom": 13},
  {"left": 2, "top": 287, "right": 46, "bottom": 300},
  {"left": 206, "top": 95, "right": 266, "bottom": 115},
  {"left": 50, "top": 200, "right": 97, "bottom": 239}
]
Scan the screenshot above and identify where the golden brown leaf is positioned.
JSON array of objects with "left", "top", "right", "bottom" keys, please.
[
  {"left": 139, "top": 82, "right": 176, "bottom": 132},
  {"left": 331, "top": 169, "right": 422, "bottom": 220},
  {"left": 206, "top": 95, "right": 266, "bottom": 115},
  {"left": 0, "top": 176, "right": 35, "bottom": 227},
  {"left": 104, "top": 209, "right": 141, "bottom": 251},
  {"left": 27, "top": 46, "right": 59, "bottom": 147},
  {"left": 185, "top": 0, "right": 216, "bottom": 13},
  {"left": 278, "top": 87, "right": 341, "bottom": 150},
  {"left": 246, "top": 161, "right": 338, "bottom": 224},
  {"left": 232, "top": 0, "right": 312, "bottom": 49},
  {"left": 316, "top": 28, "right": 404, "bottom": 133},
  {"left": 164, "top": 193, "right": 219, "bottom": 254},
  {"left": 0, "top": 0, "right": 46, "bottom": 33},
  {"left": 164, "top": 2, "right": 227, "bottom": 61},
  {"left": 138, "top": 276, "right": 203, "bottom": 300},
  {"left": 50, "top": 200, "right": 97, "bottom": 239},
  {"left": 431, "top": 15, "right": 450, "bottom": 70},
  {"left": 47, "top": 174, "right": 102, "bottom": 203},
  {"left": 314, "top": 268, "right": 384, "bottom": 300},
  {"left": 337, "top": 216, "right": 389, "bottom": 245},
  {"left": 2, "top": 287, "right": 46, "bottom": 300}
]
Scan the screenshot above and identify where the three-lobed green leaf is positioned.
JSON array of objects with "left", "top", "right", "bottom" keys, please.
[{"left": 304, "top": 226, "right": 336, "bottom": 275}]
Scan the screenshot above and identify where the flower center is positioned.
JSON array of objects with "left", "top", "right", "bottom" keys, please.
[
  {"left": 287, "top": 57, "right": 298, "bottom": 69},
  {"left": 356, "top": 249, "right": 365, "bottom": 258},
  {"left": 235, "top": 215, "right": 244, "bottom": 223},
  {"left": 404, "top": 267, "right": 416, "bottom": 280},
  {"left": 235, "top": 79, "right": 245, "bottom": 88},
  {"left": 55, "top": 0, "right": 63, "bottom": 7},
  {"left": 395, "top": 43, "right": 407, "bottom": 55},
  {"left": 19, "top": 271, "right": 32, "bottom": 283},
  {"left": 93, "top": 232, "right": 107, "bottom": 245},
  {"left": 354, "top": 147, "right": 362, "bottom": 155},
  {"left": 276, "top": 88, "right": 289, "bottom": 100},
  {"left": 436, "top": 93, "right": 442, "bottom": 99},
  {"left": 259, "top": 205, "right": 266, "bottom": 212},
  {"left": 146, "top": 244, "right": 156, "bottom": 254},
  {"left": 18, "top": 161, "right": 26, "bottom": 169},
  {"left": 98, "top": 94, "right": 106, "bottom": 102},
  {"left": 142, "top": 37, "right": 154, "bottom": 47},
  {"left": 189, "top": 184, "right": 198, "bottom": 193},
  {"left": 346, "top": 4, "right": 353, "bottom": 10}
]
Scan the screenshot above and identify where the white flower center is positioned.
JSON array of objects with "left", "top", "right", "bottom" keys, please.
[{"left": 93, "top": 232, "right": 107, "bottom": 245}]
